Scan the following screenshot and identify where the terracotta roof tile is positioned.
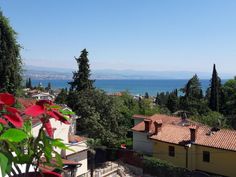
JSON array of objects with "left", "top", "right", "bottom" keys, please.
[
  {"left": 132, "top": 114, "right": 149, "bottom": 119},
  {"left": 17, "top": 98, "right": 36, "bottom": 109},
  {"left": 132, "top": 114, "right": 236, "bottom": 151}
]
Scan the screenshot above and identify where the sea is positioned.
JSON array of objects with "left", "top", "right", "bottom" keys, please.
[{"left": 31, "top": 79, "right": 227, "bottom": 96}]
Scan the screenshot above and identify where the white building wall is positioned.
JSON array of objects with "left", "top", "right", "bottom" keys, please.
[
  {"left": 32, "top": 119, "right": 70, "bottom": 143},
  {"left": 133, "top": 131, "right": 153, "bottom": 155},
  {"left": 32, "top": 119, "right": 88, "bottom": 176},
  {"left": 67, "top": 150, "right": 88, "bottom": 177}
]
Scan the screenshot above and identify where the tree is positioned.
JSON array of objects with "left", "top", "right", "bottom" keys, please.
[
  {"left": 180, "top": 75, "right": 209, "bottom": 115},
  {"left": 144, "top": 92, "right": 149, "bottom": 99},
  {"left": 0, "top": 11, "right": 22, "bottom": 94},
  {"left": 167, "top": 89, "right": 179, "bottom": 113},
  {"left": 209, "top": 64, "right": 221, "bottom": 112},
  {"left": 182, "top": 74, "right": 203, "bottom": 99},
  {"left": 25, "top": 78, "right": 29, "bottom": 88},
  {"left": 28, "top": 77, "right": 32, "bottom": 89},
  {"left": 47, "top": 82, "right": 52, "bottom": 91},
  {"left": 155, "top": 92, "right": 169, "bottom": 106},
  {"left": 25, "top": 78, "right": 32, "bottom": 89},
  {"left": 221, "top": 78, "right": 236, "bottom": 129},
  {"left": 69, "top": 49, "right": 94, "bottom": 92},
  {"left": 69, "top": 89, "right": 128, "bottom": 147},
  {"left": 55, "top": 88, "right": 68, "bottom": 104}
]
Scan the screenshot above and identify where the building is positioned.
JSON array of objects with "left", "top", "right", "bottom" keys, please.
[
  {"left": 32, "top": 105, "right": 88, "bottom": 177},
  {"left": 31, "top": 92, "right": 55, "bottom": 101},
  {"left": 131, "top": 114, "right": 236, "bottom": 177}
]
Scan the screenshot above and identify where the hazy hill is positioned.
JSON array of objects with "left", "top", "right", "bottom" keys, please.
[{"left": 23, "top": 65, "right": 234, "bottom": 80}]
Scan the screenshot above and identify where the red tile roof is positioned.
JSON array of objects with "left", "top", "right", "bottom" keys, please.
[
  {"left": 133, "top": 114, "right": 149, "bottom": 119},
  {"left": 132, "top": 114, "right": 236, "bottom": 151}
]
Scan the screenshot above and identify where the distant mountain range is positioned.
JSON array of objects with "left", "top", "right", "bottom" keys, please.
[{"left": 23, "top": 65, "right": 235, "bottom": 80}]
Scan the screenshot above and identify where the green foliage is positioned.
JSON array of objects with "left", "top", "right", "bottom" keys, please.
[
  {"left": 138, "top": 98, "right": 160, "bottom": 115},
  {"left": 156, "top": 91, "right": 170, "bottom": 106},
  {"left": 221, "top": 78, "right": 236, "bottom": 115},
  {"left": 220, "top": 78, "right": 236, "bottom": 128},
  {"left": 144, "top": 92, "right": 149, "bottom": 99},
  {"left": 46, "top": 82, "right": 52, "bottom": 91},
  {"left": 181, "top": 74, "right": 203, "bottom": 99},
  {"left": 114, "top": 92, "right": 140, "bottom": 128},
  {"left": 68, "top": 89, "right": 128, "bottom": 147},
  {"left": 0, "top": 11, "right": 22, "bottom": 94},
  {"left": 143, "top": 156, "right": 189, "bottom": 177},
  {"left": 191, "top": 111, "right": 229, "bottom": 128},
  {"left": 0, "top": 152, "right": 9, "bottom": 177},
  {"left": 69, "top": 49, "right": 94, "bottom": 92},
  {"left": 0, "top": 128, "right": 27, "bottom": 143},
  {"left": 180, "top": 74, "right": 209, "bottom": 115},
  {"left": 209, "top": 64, "right": 221, "bottom": 112},
  {"left": 25, "top": 78, "right": 32, "bottom": 89},
  {"left": 167, "top": 89, "right": 179, "bottom": 113},
  {"left": 55, "top": 88, "right": 68, "bottom": 104}
]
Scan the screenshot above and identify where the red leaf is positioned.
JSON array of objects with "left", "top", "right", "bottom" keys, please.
[
  {"left": 0, "top": 118, "right": 7, "bottom": 125},
  {"left": 0, "top": 93, "right": 15, "bottom": 106},
  {"left": 3, "top": 113, "right": 23, "bottom": 128},
  {"left": 6, "top": 107, "right": 20, "bottom": 114},
  {"left": 25, "top": 105, "right": 45, "bottom": 117},
  {"left": 52, "top": 110, "right": 70, "bottom": 124},
  {"left": 41, "top": 119, "right": 53, "bottom": 137},
  {"left": 47, "top": 111, "right": 60, "bottom": 121},
  {"left": 47, "top": 110, "right": 70, "bottom": 124}
]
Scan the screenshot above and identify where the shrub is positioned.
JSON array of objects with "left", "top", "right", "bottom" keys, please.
[{"left": 143, "top": 156, "right": 189, "bottom": 177}]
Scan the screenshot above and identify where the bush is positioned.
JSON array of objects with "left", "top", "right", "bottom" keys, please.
[
  {"left": 191, "top": 111, "right": 230, "bottom": 128},
  {"left": 143, "top": 156, "right": 189, "bottom": 177}
]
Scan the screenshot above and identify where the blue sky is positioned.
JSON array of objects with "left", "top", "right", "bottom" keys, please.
[{"left": 1, "top": 0, "right": 236, "bottom": 74}]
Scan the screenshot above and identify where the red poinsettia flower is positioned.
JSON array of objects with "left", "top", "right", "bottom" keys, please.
[
  {"left": 24, "top": 100, "right": 70, "bottom": 137},
  {"left": 0, "top": 93, "right": 23, "bottom": 128}
]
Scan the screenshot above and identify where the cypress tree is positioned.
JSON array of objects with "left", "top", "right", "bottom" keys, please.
[
  {"left": 209, "top": 64, "right": 221, "bottom": 112},
  {"left": 0, "top": 11, "right": 22, "bottom": 94},
  {"left": 25, "top": 78, "right": 29, "bottom": 88},
  {"left": 47, "top": 82, "right": 51, "bottom": 91},
  {"left": 28, "top": 77, "right": 32, "bottom": 89},
  {"left": 69, "top": 49, "right": 94, "bottom": 92}
]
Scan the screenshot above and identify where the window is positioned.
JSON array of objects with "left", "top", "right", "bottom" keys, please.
[
  {"left": 203, "top": 151, "right": 210, "bottom": 162},
  {"left": 169, "top": 146, "right": 175, "bottom": 157}
]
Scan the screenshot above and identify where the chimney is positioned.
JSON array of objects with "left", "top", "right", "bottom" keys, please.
[
  {"left": 189, "top": 125, "right": 197, "bottom": 142},
  {"left": 154, "top": 120, "right": 163, "bottom": 134},
  {"left": 144, "top": 119, "right": 152, "bottom": 132},
  {"left": 181, "top": 112, "right": 187, "bottom": 122}
]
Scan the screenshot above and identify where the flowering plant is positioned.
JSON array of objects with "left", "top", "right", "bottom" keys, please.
[{"left": 0, "top": 93, "right": 72, "bottom": 177}]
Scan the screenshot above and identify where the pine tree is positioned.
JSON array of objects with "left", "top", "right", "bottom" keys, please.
[
  {"left": 0, "top": 11, "right": 22, "bottom": 94},
  {"left": 55, "top": 88, "right": 68, "bottom": 104},
  {"left": 182, "top": 74, "right": 202, "bottom": 99},
  {"left": 209, "top": 64, "right": 221, "bottom": 112},
  {"left": 180, "top": 74, "right": 209, "bottom": 115},
  {"left": 69, "top": 49, "right": 94, "bottom": 92}
]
